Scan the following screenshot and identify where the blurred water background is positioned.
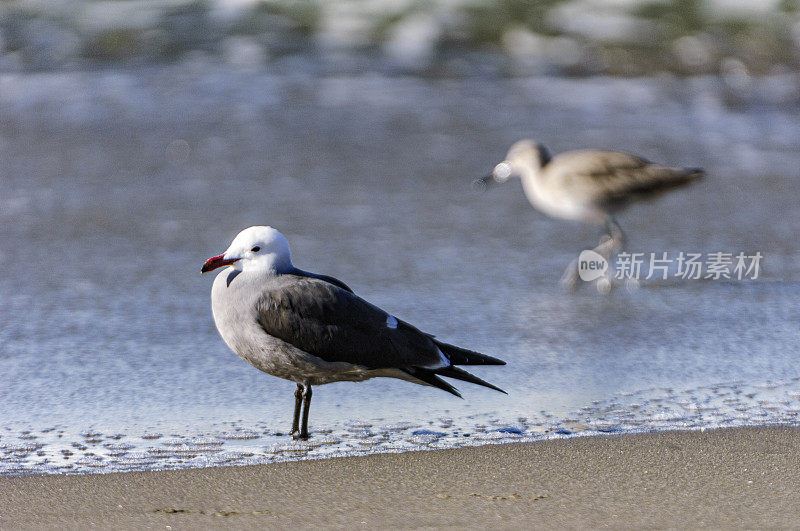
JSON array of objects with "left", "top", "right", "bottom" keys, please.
[
  {"left": 2, "top": 0, "right": 800, "bottom": 475},
  {"left": 4, "top": 0, "right": 800, "bottom": 76}
]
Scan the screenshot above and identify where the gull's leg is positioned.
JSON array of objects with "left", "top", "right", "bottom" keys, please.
[
  {"left": 290, "top": 383, "right": 303, "bottom": 436},
  {"left": 295, "top": 383, "right": 313, "bottom": 440}
]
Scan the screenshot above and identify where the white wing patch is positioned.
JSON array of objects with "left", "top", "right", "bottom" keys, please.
[{"left": 386, "top": 314, "right": 398, "bottom": 329}]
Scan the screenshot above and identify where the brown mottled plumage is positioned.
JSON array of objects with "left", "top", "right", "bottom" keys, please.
[{"left": 479, "top": 140, "right": 704, "bottom": 290}]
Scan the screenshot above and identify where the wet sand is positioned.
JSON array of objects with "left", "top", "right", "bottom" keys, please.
[{"left": 2, "top": 426, "right": 799, "bottom": 529}]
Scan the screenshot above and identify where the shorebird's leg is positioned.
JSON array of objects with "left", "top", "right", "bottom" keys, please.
[
  {"left": 604, "top": 216, "right": 625, "bottom": 255},
  {"left": 586, "top": 216, "right": 626, "bottom": 293},
  {"left": 591, "top": 217, "right": 625, "bottom": 258},
  {"left": 297, "top": 383, "right": 312, "bottom": 440},
  {"left": 560, "top": 257, "right": 580, "bottom": 292},
  {"left": 290, "top": 383, "right": 303, "bottom": 436},
  {"left": 562, "top": 217, "right": 625, "bottom": 292}
]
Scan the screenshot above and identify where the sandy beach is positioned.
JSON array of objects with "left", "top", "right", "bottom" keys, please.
[{"left": 2, "top": 426, "right": 799, "bottom": 529}]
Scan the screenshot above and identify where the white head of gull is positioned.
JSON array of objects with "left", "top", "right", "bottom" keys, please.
[
  {"left": 203, "top": 226, "right": 292, "bottom": 274},
  {"left": 202, "top": 226, "right": 506, "bottom": 439}
]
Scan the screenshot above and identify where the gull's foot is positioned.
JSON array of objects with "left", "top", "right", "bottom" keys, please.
[{"left": 292, "top": 431, "right": 310, "bottom": 440}]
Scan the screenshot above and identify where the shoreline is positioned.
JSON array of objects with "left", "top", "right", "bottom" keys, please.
[{"left": 3, "top": 426, "right": 800, "bottom": 528}]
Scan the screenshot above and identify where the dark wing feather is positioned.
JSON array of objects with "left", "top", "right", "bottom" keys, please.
[
  {"left": 401, "top": 367, "right": 462, "bottom": 398},
  {"left": 554, "top": 150, "right": 703, "bottom": 208},
  {"left": 255, "top": 277, "right": 443, "bottom": 369}
]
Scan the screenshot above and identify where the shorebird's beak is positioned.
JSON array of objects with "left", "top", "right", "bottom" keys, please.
[
  {"left": 472, "top": 172, "right": 494, "bottom": 190},
  {"left": 202, "top": 254, "right": 239, "bottom": 273}
]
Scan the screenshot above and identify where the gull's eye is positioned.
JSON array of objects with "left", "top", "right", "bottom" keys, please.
[{"left": 251, "top": 246, "right": 261, "bottom": 253}]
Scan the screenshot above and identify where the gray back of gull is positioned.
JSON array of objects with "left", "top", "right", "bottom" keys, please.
[{"left": 255, "top": 275, "right": 444, "bottom": 370}]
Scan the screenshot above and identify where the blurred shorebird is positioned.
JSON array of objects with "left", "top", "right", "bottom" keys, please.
[
  {"left": 477, "top": 140, "right": 704, "bottom": 290},
  {"left": 202, "top": 226, "right": 506, "bottom": 439}
]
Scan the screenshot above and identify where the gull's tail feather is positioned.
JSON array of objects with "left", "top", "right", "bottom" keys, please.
[
  {"left": 435, "top": 366, "right": 507, "bottom": 394},
  {"left": 434, "top": 341, "right": 506, "bottom": 366},
  {"left": 404, "top": 339, "right": 505, "bottom": 396},
  {"left": 403, "top": 345, "right": 506, "bottom": 397},
  {"left": 402, "top": 367, "right": 462, "bottom": 398}
]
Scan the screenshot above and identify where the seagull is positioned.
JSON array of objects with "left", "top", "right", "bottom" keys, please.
[
  {"left": 202, "top": 226, "right": 506, "bottom": 439},
  {"left": 477, "top": 140, "right": 704, "bottom": 290}
]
